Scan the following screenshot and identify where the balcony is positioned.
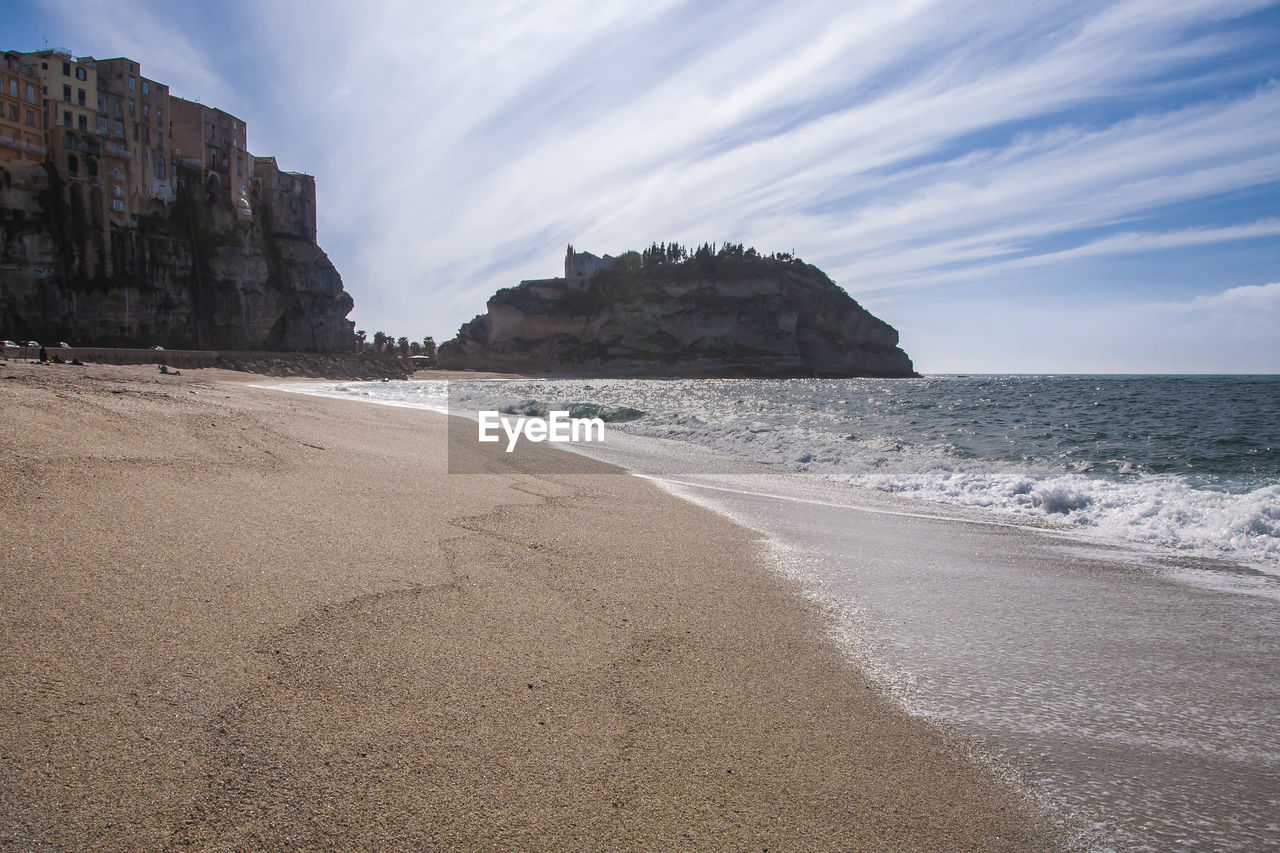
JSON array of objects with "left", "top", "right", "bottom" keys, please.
[{"left": 0, "top": 136, "right": 45, "bottom": 155}]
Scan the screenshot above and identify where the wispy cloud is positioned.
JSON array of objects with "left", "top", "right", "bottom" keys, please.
[
  {"left": 36, "top": 0, "right": 236, "bottom": 110},
  {"left": 16, "top": 0, "right": 1280, "bottom": 370}
]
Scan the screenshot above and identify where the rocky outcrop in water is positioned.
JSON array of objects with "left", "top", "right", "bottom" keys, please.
[
  {"left": 440, "top": 243, "right": 916, "bottom": 377},
  {"left": 0, "top": 162, "right": 354, "bottom": 351}
]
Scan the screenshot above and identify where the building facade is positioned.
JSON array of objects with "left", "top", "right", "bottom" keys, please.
[
  {"left": 20, "top": 49, "right": 101, "bottom": 185},
  {"left": 170, "top": 96, "right": 250, "bottom": 217},
  {"left": 96, "top": 56, "right": 172, "bottom": 212},
  {"left": 0, "top": 49, "right": 45, "bottom": 166},
  {"left": 252, "top": 155, "right": 315, "bottom": 240},
  {"left": 6, "top": 41, "right": 298, "bottom": 241}
]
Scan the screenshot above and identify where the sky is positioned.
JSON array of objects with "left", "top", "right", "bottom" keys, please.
[{"left": 4, "top": 0, "right": 1278, "bottom": 373}]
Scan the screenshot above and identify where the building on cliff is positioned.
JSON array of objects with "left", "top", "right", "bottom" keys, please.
[
  {"left": 170, "top": 96, "right": 250, "bottom": 219},
  {"left": 0, "top": 42, "right": 355, "bottom": 351},
  {"left": 0, "top": 50, "right": 45, "bottom": 168},
  {"left": 565, "top": 244, "right": 615, "bottom": 285},
  {"left": 95, "top": 56, "right": 173, "bottom": 213},
  {"left": 19, "top": 50, "right": 100, "bottom": 188},
  {"left": 6, "top": 43, "right": 260, "bottom": 228},
  {"left": 252, "top": 156, "right": 315, "bottom": 241}
]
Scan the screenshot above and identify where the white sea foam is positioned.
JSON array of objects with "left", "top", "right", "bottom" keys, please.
[{"left": 615, "top": 414, "right": 1279, "bottom": 572}]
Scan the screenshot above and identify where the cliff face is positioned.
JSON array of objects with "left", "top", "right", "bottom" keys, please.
[
  {"left": 0, "top": 162, "right": 354, "bottom": 351},
  {"left": 440, "top": 248, "right": 916, "bottom": 377}
]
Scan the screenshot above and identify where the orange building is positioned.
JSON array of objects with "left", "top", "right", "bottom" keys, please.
[
  {"left": 170, "top": 95, "right": 250, "bottom": 217},
  {"left": 0, "top": 49, "right": 45, "bottom": 166},
  {"left": 96, "top": 56, "right": 173, "bottom": 211}
]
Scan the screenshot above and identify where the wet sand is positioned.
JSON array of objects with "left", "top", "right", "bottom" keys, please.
[{"left": 0, "top": 362, "right": 1058, "bottom": 850}]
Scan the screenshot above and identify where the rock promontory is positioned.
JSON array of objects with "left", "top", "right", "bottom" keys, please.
[{"left": 440, "top": 243, "right": 916, "bottom": 378}]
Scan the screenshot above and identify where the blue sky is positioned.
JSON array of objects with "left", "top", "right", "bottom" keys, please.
[{"left": 4, "top": 0, "right": 1278, "bottom": 372}]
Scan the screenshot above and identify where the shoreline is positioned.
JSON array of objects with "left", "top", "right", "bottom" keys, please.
[{"left": 1, "top": 363, "right": 1059, "bottom": 850}]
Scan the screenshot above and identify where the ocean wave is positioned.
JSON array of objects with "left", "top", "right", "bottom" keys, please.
[{"left": 619, "top": 416, "right": 1279, "bottom": 569}]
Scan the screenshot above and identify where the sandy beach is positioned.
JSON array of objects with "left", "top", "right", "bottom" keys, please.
[{"left": 0, "top": 362, "right": 1057, "bottom": 851}]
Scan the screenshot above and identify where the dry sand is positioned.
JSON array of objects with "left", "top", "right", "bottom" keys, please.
[{"left": 0, "top": 361, "right": 1059, "bottom": 851}]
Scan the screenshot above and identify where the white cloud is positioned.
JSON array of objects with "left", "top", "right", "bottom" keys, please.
[{"left": 1158, "top": 281, "right": 1280, "bottom": 311}]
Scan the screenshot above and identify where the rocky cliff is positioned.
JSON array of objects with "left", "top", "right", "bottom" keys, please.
[
  {"left": 440, "top": 244, "right": 916, "bottom": 377},
  {"left": 0, "top": 162, "right": 354, "bottom": 351}
]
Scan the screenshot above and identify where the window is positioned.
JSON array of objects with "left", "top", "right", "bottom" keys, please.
[
  {"left": 78, "top": 114, "right": 87, "bottom": 131},
  {"left": 112, "top": 199, "right": 124, "bottom": 211},
  {"left": 143, "top": 127, "right": 149, "bottom": 144},
  {"left": 143, "top": 104, "right": 149, "bottom": 119},
  {"left": 114, "top": 121, "right": 123, "bottom": 138},
  {"left": 77, "top": 88, "right": 85, "bottom": 105},
  {"left": 97, "top": 116, "right": 106, "bottom": 134},
  {"left": 156, "top": 156, "right": 165, "bottom": 180},
  {"left": 63, "top": 110, "right": 72, "bottom": 127},
  {"left": 112, "top": 168, "right": 121, "bottom": 179},
  {"left": 41, "top": 62, "right": 48, "bottom": 70},
  {"left": 26, "top": 84, "right": 34, "bottom": 103},
  {"left": 128, "top": 76, "right": 136, "bottom": 90},
  {"left": 128, "top": 100, "right": 134, "bottom": 115},
  {"left": 76, "top": 66, "right": 86, "bottom": 81},
  {"left": 132, "top": 123, "right": 138, "bottom": 141},
  {"left": 157, "top": 108, "right": 162, "bottom": 124},
  {"left": 237, "top": 157, "right": 243, "bottom": 176},
  {"left": 67, "top": 153, "right": 77, "bottom": 174},
  {"left": 8, "top": 105, "right": 15, "bottom": 121},
  {"left": 87, "top": 158, "right": 97, "bottom": 178},
  {"left": 8, "top": 79, "right": 15, "bottom": 96},
  {"left": 26, "top": 110, "right": 35, "bottom": 127},
  {"left": 62, "top": 62, "right": 70, "bottom": 76},
  {"left": 142, "top": 80, "right": 149, "bottom": 95},
  {"left": 115, "top": 103, "right": 121, "bottom": 117},
  {"left": 62, "top": 84, "right": 71, "bottom": 102}
]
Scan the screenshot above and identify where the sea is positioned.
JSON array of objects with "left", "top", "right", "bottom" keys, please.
[{"left": 276, "top": 374, "right": 1279, "bottom": 852}]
